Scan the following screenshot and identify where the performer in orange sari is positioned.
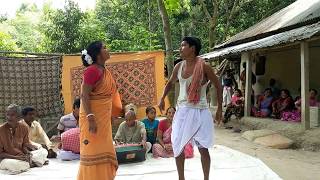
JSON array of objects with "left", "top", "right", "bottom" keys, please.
[{"left": 78, "top": 41, "right": 118, "bottom": 180}]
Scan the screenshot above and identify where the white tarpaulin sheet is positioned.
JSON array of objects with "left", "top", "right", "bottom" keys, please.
[{"left": 0, "top": 145, "right": 281, "bottom": 180}]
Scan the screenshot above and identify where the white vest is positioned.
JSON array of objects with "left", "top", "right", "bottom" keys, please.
[{"left": 176, "top": 61, "right": 209, "bottom": 109}]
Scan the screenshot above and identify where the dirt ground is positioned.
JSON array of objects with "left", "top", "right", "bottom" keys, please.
[{"left": 214, "top": 126, "right": 320, "bottom": 180}]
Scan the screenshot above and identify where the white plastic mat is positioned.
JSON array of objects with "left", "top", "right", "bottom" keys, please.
[{"left": 0, "top": 145, "right": 281, "bottom": 180}]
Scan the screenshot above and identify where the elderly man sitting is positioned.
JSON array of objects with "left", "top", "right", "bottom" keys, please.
[
  {"left": 114, "top": 110, "right": 151, "bottom": 153},
  {"left": 0, "top": 104, "right": 48, "bottom": 174}
]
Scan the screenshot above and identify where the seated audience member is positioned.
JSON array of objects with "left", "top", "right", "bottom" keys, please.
[
  {"left": 57, "top": 98, "right": 80, "bottom": 134},
  {"left": 114, "top": 110, "right": 151, "bottom": 153},
  {"left": 124, "top": 103, "right": 138, "bottom": 114},
  {"left": 294, "top": 87, "right": 301, "bottom": 102},
  {"left": 308, "top": 89, "right": 319, "bottom": 107},
  {"left": 142, "top": 106, "right": 159, "bottom": 146},
  {"left": 269, "top": 78, "right": 280, "bottom": 98},
  {"left": 223, "top": 89, "right": 244, "bottom": 123},
  {"left": 282, "top": 89, "right": 319, "bottom": 122},
  {"left": 57, "top": 127, "right": 80, "bottom": 161},
  {"left": 0, "top": 104, "right": 48, "bottom": 174},
  {"left": 252, "top": 88, "right": 274, "bottom": 118},
  {"left": 153, "top": 107, "right": 193, "bottom": 158},
  {"left": 271, "top": 89, "right": 294, "bottom": 119},
  {"left": 295, "top": 89, "right": 319, "bottom": 107},
  {"left": 21, "top": 107, "right": 56, "bottom": 158}
]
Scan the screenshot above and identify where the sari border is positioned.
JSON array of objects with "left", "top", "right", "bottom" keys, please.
[{"left": 80, "top": 152, "right": 118, "bottom": 167}]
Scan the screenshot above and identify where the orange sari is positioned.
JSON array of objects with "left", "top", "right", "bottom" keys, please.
[{"left": 78, "top": 68, "right": 118, "bottom": 180}]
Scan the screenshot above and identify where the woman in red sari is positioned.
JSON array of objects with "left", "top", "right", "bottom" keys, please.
[
  {"left": 78, "top": 41, "right": 118, "bottom": 180},
  {"left": 152, "top": 107, "right": 193, "bottom": 158},
  {"left": 271, "top": 89, "right": 294, "bottom": 119}
]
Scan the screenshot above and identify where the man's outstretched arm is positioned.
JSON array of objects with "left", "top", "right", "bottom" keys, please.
[
  {"left": 158, "top": 62, "right": 181, "bottom": 112},
  {"left": 204, "top": 63, "right": 223, "bottom": 124}
]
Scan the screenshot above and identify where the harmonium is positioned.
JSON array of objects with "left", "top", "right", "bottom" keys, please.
[{"left": 115, "top": 143, "right": 146, "bottom": 164}]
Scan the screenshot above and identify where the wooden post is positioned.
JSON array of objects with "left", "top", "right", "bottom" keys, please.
[
  {"left": 242, "top": 52, "right": 252, "bottom": 117},
  {"left": 301, "top": 41, "right": 310, "bottom": 130}
]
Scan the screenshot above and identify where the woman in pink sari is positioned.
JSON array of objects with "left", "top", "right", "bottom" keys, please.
[
  {"left": 282, "top": 89, "right": 319, "bottom": 122},
  {"left": 152, "top": 107, "right": 193, "bottom": 158}
]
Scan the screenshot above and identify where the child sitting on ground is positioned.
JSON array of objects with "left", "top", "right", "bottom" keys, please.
[{"left": 142, "top": 106, "right": 159, "bottom": 150}]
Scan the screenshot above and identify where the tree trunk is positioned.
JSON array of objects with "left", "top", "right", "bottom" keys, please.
[
  {"left": 223, "top": 20, "right": 231, "bottom": 41},
  {"left": 181, "top": 23, "right": 186, "bottom": 38},
  {"left": 208, "top": 21, "right": 216, "bottom": 49},
  {"left": 189, "top": 21, "right": 194, "bottom": 36},
  {"left": 148, "top": 0, "right": 152, "bottom": 50},
  {"left": 208, "top": 14, "right": 218, "bottom": 49},
  {"left": 199, "top": 0, "right": 219, "bottom": 50},
  {"left": 157, "top": 0, "right": 175, "bottom": 106}
]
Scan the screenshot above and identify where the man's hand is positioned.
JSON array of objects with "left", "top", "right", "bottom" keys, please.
[
  {"left": 15, "top": 155, "right": 27, "bottom": 161},
  {"left": 58, "top": 143, "right": 62, "bottom": 149},
  {"left": 15, "top": 154, "right": 31, "bottom": 163},
  {"left": 24, "top": 144, "right": 37, "bottom": 152},
  {"left": 115, "top": 140, "right": 123, "bottom": 145},
  {"left": 214, "top": 107, "right": 222, "bottom": 125},
  {"left": 141, "top": 140, "right": 147, "bottom": 149},
  {"left": 158, "top": 98, "right": 165, "bottom": 114},
  {"left": 29, "top": 145, "right": 38, "bottom": 151},
  {"left": 50, "top": 135, "right": 61, "bottom": 142}
]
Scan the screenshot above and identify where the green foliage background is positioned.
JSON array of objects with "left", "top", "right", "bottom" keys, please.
[{"left": 0, "top": 0, "right": 295, "bottom": 54}]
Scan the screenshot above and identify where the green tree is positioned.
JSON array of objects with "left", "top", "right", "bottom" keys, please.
[
  {"left": 41, "top": 0, "right": 84, "bottom": 53},
  {"left": 0, "top": 31, "right": 19, "bottom": 51},
  {"left": 0, "top": 14, "right": 7, "bottom": 23},
  {"left": 168, "top": 0, "right": 296, "bottom": 51},
  {"left": 157, "top": 0, "right": 175, "bottom": 105},
  {"left": 78, "top": 11, "right": 109, "bottom": 50},
  {"left": 96, "top": 0, "right": 162, "bottom": 51},
  {"left": 0, "top": 0, "right": 296, "bottom": 55},
  {"left": 0, "top": 3, "right": 43, "bottom": 52}
]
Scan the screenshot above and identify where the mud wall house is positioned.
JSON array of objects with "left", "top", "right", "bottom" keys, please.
[{"left": 201, "top": 0, "right": 320, "bottom": 130}]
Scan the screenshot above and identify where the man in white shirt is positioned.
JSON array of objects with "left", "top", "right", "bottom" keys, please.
[{"left": 57, "top": 98, "right": 80, "bottom": 134}]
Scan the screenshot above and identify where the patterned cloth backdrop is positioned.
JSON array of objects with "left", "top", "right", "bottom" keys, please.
[
  {"left": 70, "top": 58, "right": 157, "bottom": 107},
  {"left": 0, "top": 55, "right": 64, "bottom": 122}
]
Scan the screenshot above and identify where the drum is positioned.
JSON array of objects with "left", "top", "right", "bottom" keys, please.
[{"left": 115, "top": 143, "right": 146, "bottom": 164}]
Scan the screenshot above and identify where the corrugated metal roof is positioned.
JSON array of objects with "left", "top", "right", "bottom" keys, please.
[
  {"left": 201, "top": 22, "right": 320, "bottom": 60},
  {"left": 216, "top": 0, "right": 320, "bottom": 49}
]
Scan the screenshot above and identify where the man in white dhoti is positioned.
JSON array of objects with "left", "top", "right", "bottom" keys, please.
[
  {"left": 158, "top": 37, "right": 222, "bottom": 180},
  {"left": 0, "top": 104, "right": 48, "bottom": 174}
]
